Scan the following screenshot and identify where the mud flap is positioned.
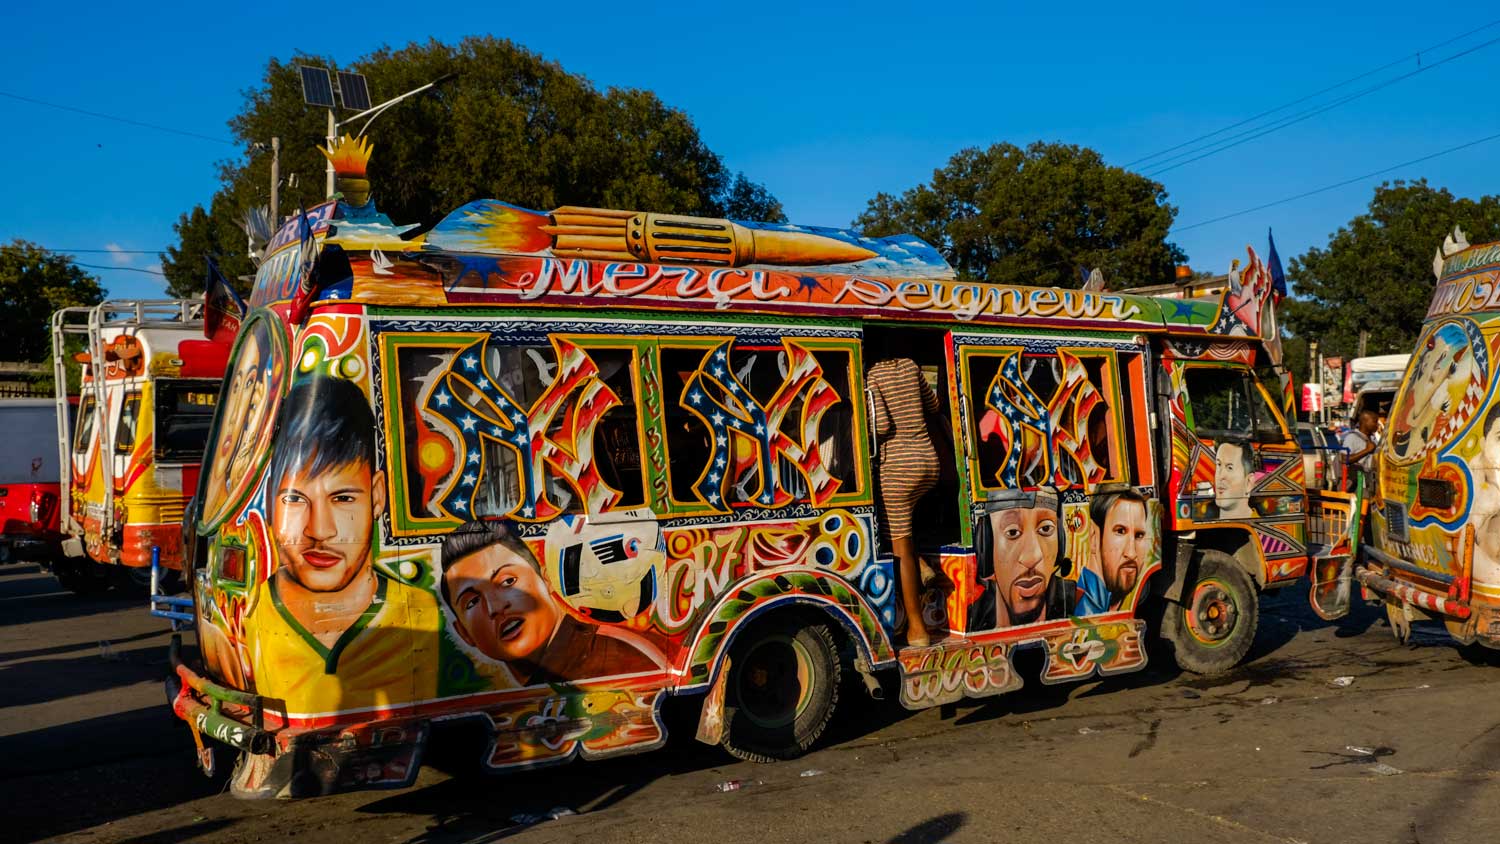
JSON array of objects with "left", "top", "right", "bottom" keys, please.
[
  {"left": 695, "top": 655, "right": 730, "bottom": 746},
  {"left": 1308, "top": 555, "right": 1354, "bottom": 621}
]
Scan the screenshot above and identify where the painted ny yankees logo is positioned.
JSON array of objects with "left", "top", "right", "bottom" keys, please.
[
  {"left": 983, "top": 348, "right": 1107, "bottom": 490},
  {"left": 424, "top": 335, "right": 622, "bottom": 520},
  {"left": 680, "top": 339, "right": 841, "bottom": 510}
]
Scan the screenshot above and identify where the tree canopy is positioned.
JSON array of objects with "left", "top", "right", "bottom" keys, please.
[
  {"left": 1285, "top": 179, "right": 1500, "bottom": 363},
  {"left": 161, "top": 37, "right": 784, "bottom": 297},
  {"left": 0, "top": 240, "right": 105, "bottom": 363},
  {"left": 853, "top": 142, "right": 1185, "bottom": 289}
]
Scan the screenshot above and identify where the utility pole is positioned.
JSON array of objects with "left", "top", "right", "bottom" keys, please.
[
  {"left": 1308, "top": 339, "right": 1320, "bottom": 424},
  {"left": 269, "top": 137, "right": 281, "bottom": 223},
  {"left": 1358, "top": 329, "right": 1369, "bottom": 358}
]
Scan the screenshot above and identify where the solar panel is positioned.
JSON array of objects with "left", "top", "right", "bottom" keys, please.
[
  {"left": 298, "top": 65, "right": 335, "bottom": 108},
  {"left": 336, "top": 72, "right": 372, "bottom": 111}
]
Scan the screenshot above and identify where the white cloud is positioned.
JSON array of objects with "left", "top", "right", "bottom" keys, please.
[{"left": 105, "top": 243, "right": 133, "bottom": 266}]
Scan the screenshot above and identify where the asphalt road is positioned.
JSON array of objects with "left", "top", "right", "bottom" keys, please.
[{"left": 4, "top": 561, "right": 1500, "bottom": 844}]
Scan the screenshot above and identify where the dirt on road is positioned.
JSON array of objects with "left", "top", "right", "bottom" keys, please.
[{"left": 4, "top": 562, "right": 1500, "bottom": 844}]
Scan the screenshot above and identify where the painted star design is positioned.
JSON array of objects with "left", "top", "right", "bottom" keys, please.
[
  {"left": 462, "top": 355, "right": 478, "bottom": 370},
  {"left": 690, "top": 391, "right": 703, "bottom": 405},
  {"left": 709, "top": 492, "right": 720, "bottom": 503},
  {"left": 461, "top": 415, "right": 477, "bottom": 431},
  {"left": 754, "top": 423, "right": 765, "bottom": 434},
  {"left": 467, "top": 452, "right": 480, "bottom": 465},
  {"left": 490, "top": 426, "right": 503, "bottom": 437},
  {"left": 717, "top": 435, "right": 727, "bottom": 446},
  {"left": 511, "top": 412, "right": 526, "bottom": 424},
  {"left": 454, "top": 500, "right": 468, "bottom": 511},
  {"left": 522, "top": 505, "right": 535, "bottom": 517},
  {"left": 434, "top": 390, "right": 452, "bottom": 408},
  {"left": 711, "top": 411, "right": 725, "bottom": 425},
  {"left": 461, "top": 473, "right": 477, "bottom": 486},
  {"left": 709, "top": 472, "right": 720, "bottom": 483}
]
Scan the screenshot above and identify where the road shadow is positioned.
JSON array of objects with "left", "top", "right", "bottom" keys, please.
[
  {"left": 888, "top": 812, "right": 966, "bottom": 843},
  {"left": 0, "top": 641, "right": 172, "bottom": 709},
  {"left": 6, "top": 709, "right": 229, "bottom": 843},
  {"left": 0, "top": 627, "right": 166, "bottom": 662},
  {"left": 0, "top": 585, "right": 143, "bottom": 627}
]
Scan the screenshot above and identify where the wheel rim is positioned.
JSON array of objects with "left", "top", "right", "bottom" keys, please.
[
  {"left": 1184, "top": 578, "right": 1239, "bottom": 647},
  {"left": 736, "top": 634, "right": 813, "bottom": 730}
]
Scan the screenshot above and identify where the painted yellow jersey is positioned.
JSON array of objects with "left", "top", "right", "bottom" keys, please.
[{"left": 248, "top": 573, "right": 440, "bottom": 717}]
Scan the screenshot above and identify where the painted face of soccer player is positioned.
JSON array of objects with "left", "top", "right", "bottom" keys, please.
[
  {"left": 444, "top": 542, "right": 562, "bottom": 664},
  {"left": 272, "top": 456, "right": 386, "bottom": 594},
  {"left": 991, "top": 504, "right": 1059, "bottom": 625},
  {"left": 1100, "top": 497, "right": 1149, "bottom": 601},
  {"left": 1214, "top": 442, "right": 1254, "bottom": 519}
]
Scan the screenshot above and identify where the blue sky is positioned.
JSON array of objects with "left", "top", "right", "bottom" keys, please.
[{"left": 3, "top": 1, "right": 1498, "bottom": 300}]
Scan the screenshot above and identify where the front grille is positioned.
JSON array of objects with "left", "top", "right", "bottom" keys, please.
[
  {"left": 1418, "top": 478, "right": 1455, "bottom": 510},
  {"left": 1385, "top": 500, "right": 1409, "bottom": 542}
]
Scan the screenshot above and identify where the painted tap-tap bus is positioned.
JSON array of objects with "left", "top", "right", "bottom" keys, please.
[
  {"left": 50, "top": 301, "right": 228, "bottom": 592},
  {"left": 1331, "top": 229, "right": 1500, "bottom": 645},
  {"left": 170, "top": 138, "right": 1357, "bottom": 798}
]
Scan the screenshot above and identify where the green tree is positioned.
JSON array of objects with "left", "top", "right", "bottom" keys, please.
[
  {"left": 853, "top": 142, "right": 1185, "bottom": 289},
  {"left": 0, "top": 240, "right": 106, "bottom": 363},
  {"left": 161, "top": 38, "right": 783, "bottom": 296},
  {"left": 1285, "top": 179, "right": 1500, "bottom": 363}
]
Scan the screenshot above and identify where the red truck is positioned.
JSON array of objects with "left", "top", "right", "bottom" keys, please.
[{"left": 0, "top": 397, "right": 106, "bottom": 591}]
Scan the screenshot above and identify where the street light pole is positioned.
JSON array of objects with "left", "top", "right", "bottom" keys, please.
[
  {"left": 324, "top": 73, "right": 457, "bottom": 199},
  {"left": 270, "top": 137, "right": 281, "bottom": 223}
]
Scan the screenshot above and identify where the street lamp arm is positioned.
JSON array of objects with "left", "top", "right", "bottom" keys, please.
[{"left": 325, "top": 72, "right": 459, "bottom": 198}]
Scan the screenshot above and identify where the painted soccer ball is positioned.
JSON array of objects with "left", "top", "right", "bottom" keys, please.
[{"left": 543, "top": 513, "right": 662, "bottom": 623}]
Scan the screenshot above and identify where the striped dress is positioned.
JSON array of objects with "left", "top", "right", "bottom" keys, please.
[{"left": 868, "top": 358, "right": 941, "bottom": 540}]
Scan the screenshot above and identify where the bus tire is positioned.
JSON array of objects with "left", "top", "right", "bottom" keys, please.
[
  {"left": 721, "top": 617, "right": 840, "bottom": 763},
  {"left": 1161, "top": 550, "right": 1258, "bottom": 675},
  {"left": 54, "top": 557, "right": 111, "bottom": 595}
]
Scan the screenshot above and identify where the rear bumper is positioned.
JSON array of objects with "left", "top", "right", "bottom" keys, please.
[{"left": 0, "top": 533, "right": 60, "bottom": 563}]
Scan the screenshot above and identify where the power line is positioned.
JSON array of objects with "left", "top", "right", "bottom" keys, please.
[
  {"left": 73, "top": 262, "right": 168, "bottom": 277},
  {"left": 1143, "top": 32, "right": 1500, "bottom": 177},
  {"left": 1126, "top": 18, "right": 1500, "bottom": 169},
  {"left": 0, "top": 91, "right": 234, "bottom": 146},
  {"left": 1171, "top": 130, "right": 1500, "bottom": 233}
]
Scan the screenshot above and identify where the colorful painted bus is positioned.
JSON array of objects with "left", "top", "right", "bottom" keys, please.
[
  {"left": 169, "top": 139, "right": 1356, "bottom": 797},
  {"left": 50, "top": 301, "right": 228, "bottom": 592},
  {"left": 1336, "top": 230, "right": 1500, "bottom": 645}
]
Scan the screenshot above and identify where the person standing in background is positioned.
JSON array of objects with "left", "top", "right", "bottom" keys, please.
[{"left": 867, "top": 355, "right": 943, "bottom": 647}]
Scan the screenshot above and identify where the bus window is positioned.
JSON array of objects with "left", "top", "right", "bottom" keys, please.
[
  {"left": 659, "top": 339, "right": 859, "bottom": 510},
  {"left": 155, "top": 380, "right": 221, "bottom": 463},
  {"left": 1248, "top": 378, "right": 1288, "bottom": 441},
  {"left": 115, "top": 391, "right": 142, "bottom": 455},
  {"left": 74, "top": 395, "right": 96, "bottom": 455},
  {"left": 577, "top": 346, "right": 646, "bottom": 510}
]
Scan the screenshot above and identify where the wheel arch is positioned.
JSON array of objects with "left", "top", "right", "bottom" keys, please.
[{"left": 674, "top": 571, "right": 897, "bottom": 695}]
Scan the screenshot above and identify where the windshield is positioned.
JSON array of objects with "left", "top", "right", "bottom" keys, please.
[{"left": 156, "top": 379, "right": 221, "bottom": 463}]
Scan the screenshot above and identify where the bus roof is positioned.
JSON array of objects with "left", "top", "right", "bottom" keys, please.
[{"left": 253, "top": 197, "right": 1283, "bottom": 354}]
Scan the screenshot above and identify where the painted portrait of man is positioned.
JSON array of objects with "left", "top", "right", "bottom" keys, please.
[
  {"left": 246, "top": 376, "right": 438, "bottom": 714},
  {"left": 203, "top": 319, "right": 279, "bottom": 525},
  {"left": 439, "top": 519, "right": 662, "bottom": 686},
  {"left": 1076, "top": 487, "right": 1151, "bottom": 614},
  {"left": 1212, "top": 441, "right": 1256, "bottom": 520},
  {"left": 1471, "top": 403, "right": 1500, "bottom": 587},
  {"left": 967, "top": 487, "right": 1074, "bottom": 630}
]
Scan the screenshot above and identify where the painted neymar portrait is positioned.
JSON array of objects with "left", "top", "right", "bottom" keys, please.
[{"left": 248, "top": 374, "right": 440, "bottom": 715}]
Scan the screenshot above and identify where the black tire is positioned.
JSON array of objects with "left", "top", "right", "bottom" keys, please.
[
  {"left": 1160, "top": 550, "right": 1258, "bottom": 674},
  {"left": 721, "top": 618, "right": 841, "bottom": 763},
  {"left": 53, "top": 557, "right": 112, "bottom": 595},
  {"left": 110, "top": 565, "right": 154, "bottom": 595}
]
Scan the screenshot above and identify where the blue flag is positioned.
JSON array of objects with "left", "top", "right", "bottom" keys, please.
[{"left": 1267, "top": 228, "right": 1287, "bottom": 299}]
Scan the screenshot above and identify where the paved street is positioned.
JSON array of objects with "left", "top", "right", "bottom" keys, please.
[{"left": 5, "top": 560, "right": 1500, "bottom": 844}]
